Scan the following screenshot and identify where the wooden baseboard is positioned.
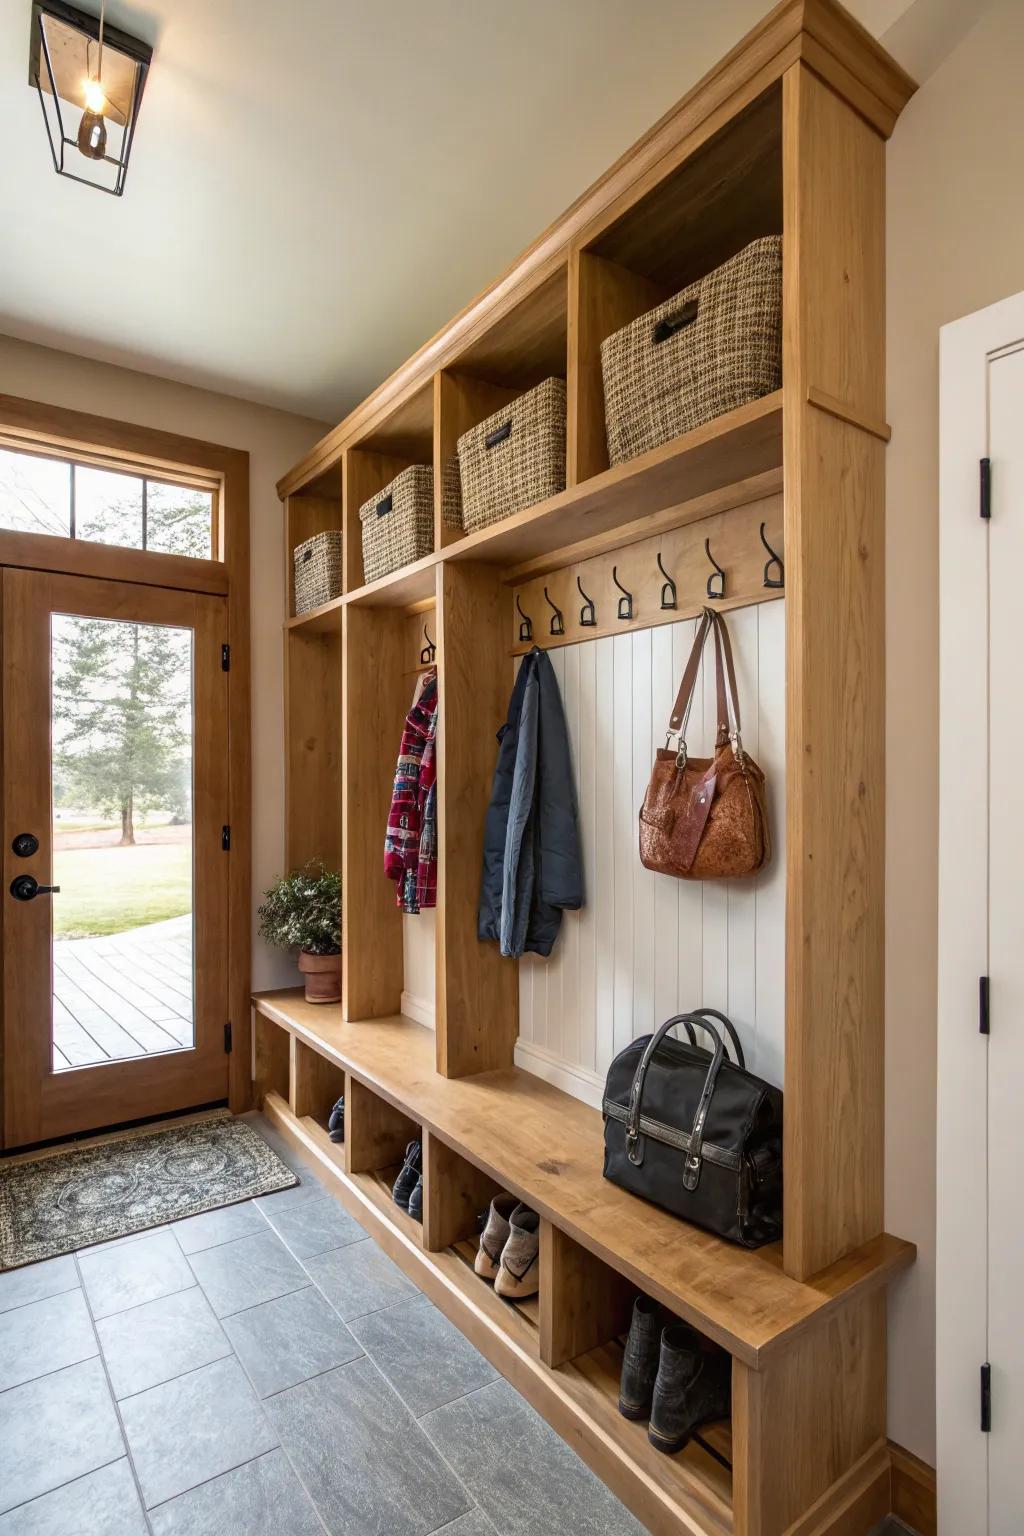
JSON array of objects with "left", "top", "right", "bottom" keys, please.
[{"left": 889, "top": 1443, "right": 937, "bottom": 1536}]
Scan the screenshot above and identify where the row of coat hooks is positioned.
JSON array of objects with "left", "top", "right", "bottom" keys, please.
[{"left": 516, "top": 522, "right": 784, "bottom": 642}]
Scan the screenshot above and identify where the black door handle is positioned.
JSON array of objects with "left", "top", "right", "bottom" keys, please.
[{"left": 9, "top": 875, "right": 60, "bottom": 901}]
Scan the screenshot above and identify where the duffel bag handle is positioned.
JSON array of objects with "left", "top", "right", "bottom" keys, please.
[
  {"left": 690, "top": 1006, "right": 745, "bottom": 1070},
  {"left": 626, "top": 1011, "right": 729, "bottom": 1192}
]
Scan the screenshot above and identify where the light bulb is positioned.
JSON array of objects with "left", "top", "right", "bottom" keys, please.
[
  {"left": 77, "top": 107, "right": 107, "bottom": 161},
  {"left": 83, "top": 79, "right": 106, "bottom": 113}
]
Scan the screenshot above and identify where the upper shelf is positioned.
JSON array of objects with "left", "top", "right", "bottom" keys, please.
[
  {"left": 252, "top": 987, "right": 915, "bottom": 1365},
  {"left": 277, "top": 1, "right": 914, "bottom": 502},
  {"left": 288, "top": 390, "right": 783, "bottom": 621}
]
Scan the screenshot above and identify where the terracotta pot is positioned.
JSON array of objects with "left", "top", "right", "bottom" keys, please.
[{"left": 297, "top": 949, "right": 341, "bottom": 1004}]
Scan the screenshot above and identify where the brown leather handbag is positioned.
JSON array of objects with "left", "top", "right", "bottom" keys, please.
[{"left": 639, "top": 608, "right": 770, "bottom": 880}]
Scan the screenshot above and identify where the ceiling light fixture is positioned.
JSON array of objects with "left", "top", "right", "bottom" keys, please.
[{"left": 28, "top": 0, "right": 152, "bottom": 195}]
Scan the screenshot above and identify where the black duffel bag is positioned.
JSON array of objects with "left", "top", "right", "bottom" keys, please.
[{"left": 602, "top": 1009, "right": 782, "bottom": 1248}]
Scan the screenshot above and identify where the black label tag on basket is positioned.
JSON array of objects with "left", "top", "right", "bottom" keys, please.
[
  {"left": 485, "top": 420, "right": 513, "bottom": 449},
  {"left": 302, "top": 547, "right": 312, "bottom": 562},
  {"left": 653, "top": 299, "right": 699, "bottom": 344},
  {"left": 376, "top": 494, "right": 394, "bottom": 518}
]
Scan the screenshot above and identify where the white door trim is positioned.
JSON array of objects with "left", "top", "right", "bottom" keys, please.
[{"left": 937, "top": 289, "right": 1024, "bottom": 1535}]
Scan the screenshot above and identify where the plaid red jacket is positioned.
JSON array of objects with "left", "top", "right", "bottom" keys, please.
[{"left": 384, "top": 668, "right": 438, "bottom": 913}]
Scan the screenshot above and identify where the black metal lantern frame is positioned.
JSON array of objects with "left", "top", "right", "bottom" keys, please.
[{"left": 28, "top": 0, "right": 152, "bottom": 196}]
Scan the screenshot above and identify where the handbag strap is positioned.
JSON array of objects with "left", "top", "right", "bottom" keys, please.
[
  {"left": 666, "top": 611, "right": 728, "bottom": 745},
  {"left": 709, "top": 610, "right": 744, "bottom": 741},
  {"left": 666, "top": 609, "right": 747, "bottom": 763},
  {"left": 625, "top": 1011, "right": 728, "bottom": 1191}
]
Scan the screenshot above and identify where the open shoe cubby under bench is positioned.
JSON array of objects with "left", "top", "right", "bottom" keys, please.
[{"left": 253, "top": 990, "right": 915, "bottom": 1536}]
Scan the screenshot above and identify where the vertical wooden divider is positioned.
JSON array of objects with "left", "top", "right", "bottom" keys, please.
[
  {"left": 567, "top": 248, "right": 666, "bottom": 486},
  {"left": 538, "top": 1220, "right": 635, "bottom": 1370},
  {"left": 780, "top": 63, "right": 887, "bottom": 1284},
  {"left": 434, "top": 371, "right": 519, "bottom": 552},
  {"left": 344, "top": 1073, "right": 419, "bottom": 1175},
  {"left": 343, "top": 448, "right": 413, "bottom": 592},
  {"left": 422, "top": 1129, "right": 503, "bottom": 1253},
  {"left": 289, "top": 1037, "right": 344, "bottom": 1123},
  {"left": 435, "top": 560, "right": 519, "bottom": 1077},
  {"left": 284, "top": 624, "right": 342, "bottom": 871},
  {"left": 341, "top": 601, "right": 410, "bottom": 1020},
  {"left": 253, "top": 1008, "right": 289, "bottom": 1103},
  {"left": 731, "top": 1291, "right": 889, "bottom": 1536}
]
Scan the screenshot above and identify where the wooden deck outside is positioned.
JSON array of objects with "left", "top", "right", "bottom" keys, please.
[{"left": 52, "top": 914, "right": 193, "bottom": 1070}]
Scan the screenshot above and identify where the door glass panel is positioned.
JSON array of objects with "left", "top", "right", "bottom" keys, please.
[{"left": 50, "top": 615, "right": 195, "bottom": 1071}]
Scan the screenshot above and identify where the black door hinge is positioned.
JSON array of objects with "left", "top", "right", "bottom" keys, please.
[
  {"left": 221, "top": 825, "right": 231, "bottom": 851},
  {"left": 221, "top": 643, "right": 230, "bottom": 671},
  {"left": 980, "top": 458, "right": 992, "bottom": 520},
  {"left": 980, "top": 975, "right": 990, "bottom": 1035},
  {"left": 981, "top": 1362, "right": 992, "bottom": 1432},
  {"left": 224, "top": 1022, "right": 232, "bottom": 1054}
]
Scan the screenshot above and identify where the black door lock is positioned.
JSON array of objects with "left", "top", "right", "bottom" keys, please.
[
  {"left": 11, "top": 832, "right": 39, "bottom": 858},
  {"left": 10, "top": 875, "right": 60, "bottom": 901}
]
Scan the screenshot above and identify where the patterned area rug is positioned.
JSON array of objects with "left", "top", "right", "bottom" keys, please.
[{"left": 0, "top": 1113, "right": 298, "bottom": 1270}]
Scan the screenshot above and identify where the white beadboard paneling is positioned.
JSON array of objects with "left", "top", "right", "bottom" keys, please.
[
  {"left": 403, "top": 909, "right": 436, "bottom": 1031},
  {"left": 753, "top": 601, "right": 786, "bottom": 1085},
  {"left": 612, "top": 633, "right": 634, "bottom": 1057},
  {"left": 517, "top": 603, "right": 786, "bottom": 1098},
  {"left": 593, "top": 636, "right": 616, "bottom": 1075}
]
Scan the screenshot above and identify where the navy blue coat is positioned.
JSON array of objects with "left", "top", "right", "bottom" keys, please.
[{"left": 478, "top": 647, "right": 583, "bottom": 958}]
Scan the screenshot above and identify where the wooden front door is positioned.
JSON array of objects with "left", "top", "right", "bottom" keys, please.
[{"left": 1, "top": 570, "right": 230, "bottom": 1146}]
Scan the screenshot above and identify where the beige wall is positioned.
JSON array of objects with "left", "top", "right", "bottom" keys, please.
[
  {"left": 0, "top": 333, "right": 328, "bottom": 993},
  {"left": 885, "top": 0, "right": 1024, "bottom": 1464}
]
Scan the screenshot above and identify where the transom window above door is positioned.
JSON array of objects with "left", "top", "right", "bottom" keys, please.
[{"left": 0, "top": 444, "right": 215, "bottom": 558}]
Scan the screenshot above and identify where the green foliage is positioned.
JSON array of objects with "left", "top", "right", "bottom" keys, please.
[
  {"left": 258, "top": 863, "right": 342, "bottom": 956},
  {"left": 53, "top": 617, "right": 191, "bottom": 845}
]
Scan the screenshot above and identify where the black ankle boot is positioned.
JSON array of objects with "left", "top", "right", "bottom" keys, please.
[
  {"left": 327, "top": 1097, "right": 345, "bottom": 1144},
  {"left": 407, "top": 1174, "right": 423, "bottom": 1222},
  {"left": 618, "top": 1295, "right": 662, "bottom": 1420},
  {"left": 648, "top": 1323, "right": 731, "bottom": 1454},
  {"left": 392, "top": 1140, "right": 422, "bottom": 1211}
]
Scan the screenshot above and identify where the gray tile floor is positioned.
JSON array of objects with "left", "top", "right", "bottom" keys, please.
[{"left": 0, "top": 1115, "right": 653, "bottom": 1536}]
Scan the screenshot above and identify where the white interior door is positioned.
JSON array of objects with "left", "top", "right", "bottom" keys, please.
[
  {"left": 939, "top": 294, "right": 1024, "bottom": 1535},
  {"left": 986, "top": 343, "right": 1024, "bottom": 1531}
]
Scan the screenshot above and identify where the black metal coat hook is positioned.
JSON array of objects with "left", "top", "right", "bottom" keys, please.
[
  {"left": 576, "top": 575, "right": 596, "bottom": 627},
  {"left": 704, "top": 538, "right": 726, "bottom": 600},
  {"left": 420, "top": 623, "right": 436, "bottom": 666},
  {"left": 656, "top": 551, "right": 677, "bottom": 611},
  {"left": 759, "top": 522, "right": 784, "bottom": 589},
  {"left": 543, "top": 586, "right": 565, "bottom": 637},
  {"left": 611, "top": 566, "right": 634, "bottom": 621},
  {"left": 515, "top": 594, "right": 533, "bottom": 643}
]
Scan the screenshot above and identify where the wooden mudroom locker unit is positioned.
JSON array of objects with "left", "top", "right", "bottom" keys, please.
[{"left": 253, "top": 3, "right": 918, "bottom": 1533}]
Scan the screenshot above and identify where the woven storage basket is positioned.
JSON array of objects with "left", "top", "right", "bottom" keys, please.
[
  {"left": 600, "top": 235, "right": 782, "bottom": 467},
  {"left": 359, "top": 465, "right": 434, "bottom": 584},
  {"left": 293, "top": 530, "right": 343, "bottom": 615},
  {"left": 457, "top": 377, "right": 566, "bottom": 533}
]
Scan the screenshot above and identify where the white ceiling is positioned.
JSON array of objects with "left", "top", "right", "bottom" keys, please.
[{"left": 0, "top": 0, "right": 975, "bottom": 423}]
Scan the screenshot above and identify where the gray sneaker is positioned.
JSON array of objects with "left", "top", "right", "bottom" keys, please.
[
  {"left": 494, "top": 1204, "right": 540, "bottom": 1300},
  {"left": 475, "top": 1193, "right": 518, "bottom": 1281}
]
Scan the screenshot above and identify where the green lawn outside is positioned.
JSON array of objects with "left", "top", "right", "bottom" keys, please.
[{"left": 53, "top": 843, "right": 192, "bottom": 938}]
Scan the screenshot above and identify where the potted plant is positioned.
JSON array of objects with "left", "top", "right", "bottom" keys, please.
[{"left": 258, "top": 863, "right": 342, "bottom": 1003}]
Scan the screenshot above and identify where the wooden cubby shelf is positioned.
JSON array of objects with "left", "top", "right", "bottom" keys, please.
[
  {"left": 252, "top": 990, "right": 914, "bottom": 1536},
  {"left": 253, "top": 990, "right": 913, "bottom": 1364},
  {"left": 270, "top": 5, "right": 918, "bottom": 1532}
]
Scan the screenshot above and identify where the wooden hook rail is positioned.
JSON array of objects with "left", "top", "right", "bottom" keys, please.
[{"left": 510, "top": 493, "right": 783, "bottom": 653}]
